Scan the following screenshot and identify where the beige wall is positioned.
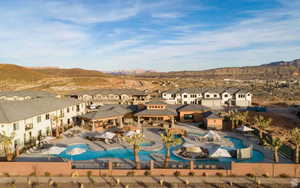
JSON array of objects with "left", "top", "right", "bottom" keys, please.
[{"left": 206, "top": 118, "right": 223, "bottom": 130}]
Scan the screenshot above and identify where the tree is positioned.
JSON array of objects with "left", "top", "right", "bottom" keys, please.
[
  {"left": 254, "top": 115, "right": 272, "bottom": 141},
  {"left": 265, "top": 137, "right": 283, "bottom": 163},
  {"left": 239, "top": 111, "right": 249, "bottom": 126},
  {"left": 0, "top": 133, "right": 14, "bottom": 161},
  {"left": 290, "top": 128, "right": 300, "bottom": 163},
  {"left": 160, "top": 129, "right": 182, "bottom": 168},
  {"left": 51, "top": 115, "right": 62, "bottom": 137},
  {"left": 228, "top": 111, "right": 239, "bottom": 128},
  {"left": 123, "top": 133, "right": 144, "bottom": 169}
]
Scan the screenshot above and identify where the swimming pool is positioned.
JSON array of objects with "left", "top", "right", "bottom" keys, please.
[{"left": 57, "top": 136, "right": 264, "bottom": 163}]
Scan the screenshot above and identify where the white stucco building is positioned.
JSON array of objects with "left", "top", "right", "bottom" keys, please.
[
  {"left": 0, "top": 97, "right": 86, "bottom": 151},
  {"left": 162, "top": 87, "right": 252, "bottom": 108}
]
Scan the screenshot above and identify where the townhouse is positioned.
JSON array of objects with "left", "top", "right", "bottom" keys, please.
[
  {"left": 0, "top": 90, "right": 58, "bottom": 101},
  {"left": 0, "top": 97, "right": 86, "bottom": 151},
  {"left": 68, "top": 89, "right": 150, "bottom": 106},
  {"left": 162, "top": 87, "right": 252, "bottom": 107}
]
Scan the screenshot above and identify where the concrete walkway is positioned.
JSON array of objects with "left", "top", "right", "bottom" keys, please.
[{"left": 0, "top": 176, "right": 298, "bottom": 187}]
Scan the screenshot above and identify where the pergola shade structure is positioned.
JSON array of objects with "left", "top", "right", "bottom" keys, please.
[
  {"left": 80, "top": 105, "right": 134, "bottom": 131},
  {"left": 134, "top": 100, "right": 177, "bottom": 128}
]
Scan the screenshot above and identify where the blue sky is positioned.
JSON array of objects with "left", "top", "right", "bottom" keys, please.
[{"left": 0, "top": 0, "right": 299, "bottom": 71}]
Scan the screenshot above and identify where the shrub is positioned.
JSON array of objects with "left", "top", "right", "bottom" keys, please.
[
  {"left": 262, "top": 173, "right": 269, "bottom": 178},
  {"left": 216, "top": 172, "right": 223, "bottom": 177},
  {"left": 144, "top": 171, "right": 151, "bottom": 176},
  {"left": 188, "top": 172, "right": 195, "bottom": 176},
  {"left": 29, "top": 172, "right": 36, "bottom": 177},
  {"left": 44, "top": 172, "right": 51, "bottom": 177},
  {"left": 246, "top": 173, "right": 255, "bottom": 178},
  {"left": 202, "top": 172, "right": 207, "bottom": 177},
  {"left": 87, "top": 171, "right": 92, "bottom": 177},
  {"left": 174, "top": 171, "right": 181, "bottom": 177},
  {"left": 127, "top": 171, "right": 135, "bottom": 177},
  {"left": 3, "top": 172, "right": 10, "bottom": 177},
  {"left": 279, "top": 173, "right": 289, "bottom": 178}
]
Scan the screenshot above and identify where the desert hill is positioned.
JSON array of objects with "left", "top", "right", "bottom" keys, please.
[{"left": 138, "top": 59, "right": 300, "bottom": 80}]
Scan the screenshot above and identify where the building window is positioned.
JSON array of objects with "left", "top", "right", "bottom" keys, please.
[
  {"left": 46, "top": 114, "right": 50, "bottom": 120},
  {"left": 224, "top": 94, "right": 228, "bottom": 97},
  {"left": 76, "top": 105, "right": 80, "bottom": 112},
  {"left": 214, "top": 94, "right": 218, "bottom": 98},
  {"left": 183, "top": 95, "right": 188, "bottom": 98},
  {"left": 184, "top": 114, "right": 193, "bottom": 120},
  {"left": 206, "top": 95, "right": 210, "bottom": 98},
  {"left": 13, "top": 123, "right": 19, "bottom": 131},
  {"left": 37, "top": 116, "right": 42, "bottom": 123},
  {"left": 67, "top": 108, "right": 70, "bottom": 113}
]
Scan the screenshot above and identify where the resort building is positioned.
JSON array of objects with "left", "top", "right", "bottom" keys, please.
[
  {"left": 161, "top": 87, "right": 252, "bottom": 108},
  {"left": 0, "top": 90, "right": 58, "bottom": 101},
  {"left": 68, "top": 89, "right": 150, "bottom": 106},
  {"left": 0, "top": 98, "right": 86, "bottom": 151},
  {"left": 135, "top": 100, "right": 177, "bottom": 128},
  {"left": 177, "top": 104, "right": 209, "bottom": 122},
  {"left": 80, "top": 105, "right": 136, "bottom": 131}
]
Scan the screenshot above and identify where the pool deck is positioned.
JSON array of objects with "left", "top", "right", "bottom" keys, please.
[{"left": 18, "top": 124, "right": 293, "bottom": 164}]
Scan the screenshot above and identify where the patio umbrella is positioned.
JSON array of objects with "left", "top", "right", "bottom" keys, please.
[
  {"left": 66, "top": 147, "right": 86, "bottom": 155},
  {"left": 124, "top": 131, "right": 137, "bottom": 137},
  {"left": 203, "top": 130, "right": 221, "bottom": 141},
  {"left": 43, "top": 146, "right": 66, "bottom": 155},
  {"left": 209, "top": 147, "right": 231, "bottom": 158},
  {"left": 186, "top": 146, "right": 203, "bottom": 153},
  {"left": 97, "top": 132, "right": 116, "bottom": 139},
  {"left": 236, "top": 125, "right": 254, "bottom": 132}
]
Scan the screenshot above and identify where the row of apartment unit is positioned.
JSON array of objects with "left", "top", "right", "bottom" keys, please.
[
  {"left": 68, "top": 89, "right": 150, "bottom": 105},
  {"left": 162, "top": 87, "right": 252, "bottom": 107},
  {"left": 0, "top": 97, "right": 86, "bottom": 151},
  {"left": 0, "top": 90, "right": 58, "bottom": 101}
]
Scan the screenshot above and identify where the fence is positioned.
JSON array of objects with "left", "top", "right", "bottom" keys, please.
[{"left": 0, "top": 160, "right": 300, "bottom": 177}]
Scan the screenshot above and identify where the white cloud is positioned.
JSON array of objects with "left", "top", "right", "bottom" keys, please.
[{"left": 151, "top": 12, "right": 184, "bottom": 19}]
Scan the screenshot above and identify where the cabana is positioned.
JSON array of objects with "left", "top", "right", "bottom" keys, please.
[{"left": 209, "top": 147, "right": 231, "bottom": 158}]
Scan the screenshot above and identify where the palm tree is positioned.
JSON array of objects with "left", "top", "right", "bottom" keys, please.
[
  {"left": 160, "top": 129, "right": 182, "bottom": 168},
  {"left": 0, "top": 133, "right": 14, "bottom": 161},
  {"left": 290, "top": 128, "right": 300, "bottom": 163},
  {"left": 265, "top": 137, "right": 283, "bottom": 163},
  {"left": 254, "top": 115, "right": 272, "bottom": 141},
  {"left": 123, "top": 133, "right": 144, "bottom": 169},
  {"left": 228, "top": 111, "right": 239, "bottom": 129},
  {"left": 51, "top": 115, "right": 62, "bottom": 137},
  {"left": 239, "top": 111, "right": 249, "bottom": 126}
]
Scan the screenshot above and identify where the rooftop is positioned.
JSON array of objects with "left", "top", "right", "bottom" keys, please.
[{"left": 0, "top": 98, "right": 83, "bottom": 123}]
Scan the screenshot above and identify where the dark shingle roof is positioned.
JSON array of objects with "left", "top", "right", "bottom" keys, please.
[
  {"left": 0, "top": 98, "right": 83, "bottom": 123},
  {"left": 206, "top": 113, "right": 222, "bottom": 119},
  {"left": 81, "top": 105, "right": 133, "bottom": 120},
  {"left": 71, "top": 89, "right": 146, "bottom": 96},
  {"left": 135, "top": 109, "right": 177, "bottom": 116},
  {"left": 146, "top": 100, "right": 167, "bottom": 105},
  {"left": 177, "top": 104, "right": 209, "bottom": 112}
]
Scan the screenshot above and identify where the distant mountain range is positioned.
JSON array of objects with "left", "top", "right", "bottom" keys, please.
[
  {"left": 109, "top": 69, "right": 156, "bottom": 75},
  {"left": 0, "top": 59, "right": 299, "bottom": 83},
  {"left": 137, "top": 59, "right": 300, "bottom": 80}
]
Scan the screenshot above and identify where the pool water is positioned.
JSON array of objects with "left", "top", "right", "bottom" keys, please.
[{"left": 57, "top": 136, "right": 264, "bottom": 163}]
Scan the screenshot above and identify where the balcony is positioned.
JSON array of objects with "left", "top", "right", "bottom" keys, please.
[{"left": 25, "top": 124, "right": 33, "bottom": 130}]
